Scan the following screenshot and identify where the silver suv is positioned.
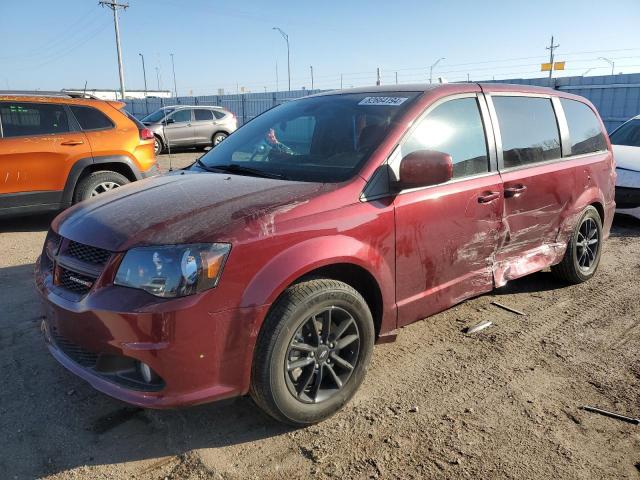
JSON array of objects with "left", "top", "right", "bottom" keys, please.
[{"left": 141, "top": 105, "right": 237, "bottom": 155}]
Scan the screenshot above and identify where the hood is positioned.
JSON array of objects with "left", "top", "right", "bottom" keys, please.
[
  {"left": 612, "top": 145, "right": 640, "bottom": 171},
  {"left": 54, "top": 170, "right": 336, "bottom": 251}
]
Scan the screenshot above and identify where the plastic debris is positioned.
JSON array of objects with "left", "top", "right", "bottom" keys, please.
[{"left": 465, "top": 320, "right": 493, "bottom": 334}]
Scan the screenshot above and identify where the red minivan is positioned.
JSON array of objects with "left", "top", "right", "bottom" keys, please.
[{"left": 36, "top": 83, "right": 615, "bottom": 425}]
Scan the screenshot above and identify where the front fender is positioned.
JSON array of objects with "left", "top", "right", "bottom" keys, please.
[{"left": 240, "top": 234, "right": 395, "bottom": 328}]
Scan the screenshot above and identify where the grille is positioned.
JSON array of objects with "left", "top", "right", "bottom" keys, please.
[
  {"left": 58, "top": 267, "right": 95, "bottom": 295},
  {"left": 66, "top": 241, "right": 112, "bottom": 265},
  {"left": 52, "top": 333, "right": 98, "bottom": 368}
]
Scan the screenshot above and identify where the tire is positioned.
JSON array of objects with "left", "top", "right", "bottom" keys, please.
[
  {"left": 250, "top": 279, "right": 375, "bottom": 426},
  {"left": 73, "top": 171, "right": 130, "bottom": 203},
  {"left": 154, "top": 136, "right": 164, "bottom": 155},
  {"left": 212, "top": 132, "right": 228, "bottom": 147},
  {"left": 551, "top": 205, "right": 603, "bottom": 284}
]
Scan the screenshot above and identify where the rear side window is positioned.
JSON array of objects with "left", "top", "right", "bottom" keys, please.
[
  {"left": 212, "top": 110, "right": 226, "bottom": 120},
  {"left": 609, "top": 119, "right": 640, "bottom": 147},
  {"left": 70, "top": 105, "right": 114, "bottom": 131},
  {"left": 401, "top": 97, "right": 489, "bottom": 179},
  {"left": 194, "top": 109, "right": 213, "bottom": 121},
  {"left": 493, "top": 96, "right": 561, "bottom": 168},
  {"left": 560, "top": 99, "right": 607, "bottom": 155},
  {"left": 0, "top": 102, "right": 70, "bottom": 137}
]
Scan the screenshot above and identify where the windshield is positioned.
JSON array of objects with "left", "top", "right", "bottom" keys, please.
[
  {"left": 194, "top": 92, "right": 420, "bottom": 182},
  {"left": 610, "top": 119, "right": 640, "bottom": 147},
  {"left": 142, "top": 108, "right": 174, "bottom": 123}
]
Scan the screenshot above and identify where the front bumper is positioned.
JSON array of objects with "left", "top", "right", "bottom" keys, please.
[{"left": 36, "top": 260, "right": 267, "bottom": 408}]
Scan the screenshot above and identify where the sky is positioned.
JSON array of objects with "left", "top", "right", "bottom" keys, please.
[{"left": 1, "top": 0, "right": 639, "bottom": 96}]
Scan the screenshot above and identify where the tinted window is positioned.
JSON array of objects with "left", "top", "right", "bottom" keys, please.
[
  {"left": 212, "top": 110, "right": 226, "bottom": 120},
  {"left": 170, "top": 109, "right": 191, "bottom": 123},
  {"left": 70, "top": 105, "right": 114, "bottom": 130},
  {"left": 493, "top": 96, "right": 561, "bottom": 168},
  {"left": 560, "top": 99, "right": 607, "bottom": 155},
  {"left": 196, "top": 92, "right": 419, "bottom": 182},
  {"left": 194, "top": 109, "right": 213, "bottom": 121},
  {"left": 610, "top": 119, "right": 640, "bottom": 147},
  {"left": 401, "top": 97, "right": 489, "bottom": 179},
  {"left": 0, "top": 102, "right": 69, "bottom": 137}
]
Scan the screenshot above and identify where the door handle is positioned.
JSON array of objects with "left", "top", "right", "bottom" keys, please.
[
  {"left": 478, "top": 191, "right": 501, "bottom": 203},
  {"left": 504, "top": 184, "right": 527, "bottom": 198},
  {"left": 60, "top": 140, "right": 84, "bottom": 146}
]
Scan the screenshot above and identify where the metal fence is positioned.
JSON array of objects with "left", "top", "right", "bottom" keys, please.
[
  {"left": 125, "top": 89, "right": 324, "bottom": 126},
  {"left": 124, "top": 73, "right": 640, "bottom": 132}
]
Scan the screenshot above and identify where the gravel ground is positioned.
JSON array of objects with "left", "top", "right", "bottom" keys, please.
[{"left": 1, "top": 152, "right": 639, "bottom": 479}]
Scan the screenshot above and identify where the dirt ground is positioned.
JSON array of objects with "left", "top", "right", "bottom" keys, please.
[{"left": 1, "top": 151, "right": 639, "bottom": 479}]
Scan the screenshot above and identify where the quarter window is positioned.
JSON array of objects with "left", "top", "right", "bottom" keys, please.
[
  {"left": 0, "top": 102, "right": 70, "bottom": 137},
  {"left": 170, "top": 109, "right": 192, "bottom": 123},
  {"left": 493, "top": 96, "right": 561, "bottom": 168},
  {"left": 401, "top": 97, "right": 489, "bottom": 179},
  {"left": 194, "top": 109, "right": 214, "bottom": 121},
  {"left": 560, "top": 99, "right": 607, "bottom": 155},
  {"left": 70, "top": 105, "right": 114, "bottom": 131},
  {"left": 212, "top": 110, "right": 226, "bottom": 120}
]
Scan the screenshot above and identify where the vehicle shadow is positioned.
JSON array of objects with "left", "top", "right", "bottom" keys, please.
[
  {"left": 0, "top": 262, "right": 294, "bottom": 479},
  {"left": 610, "top": 213, "right": 640, "bottom": 238},
  {"left": 0, "top": 212, "right": 56, "bottom": 233}
]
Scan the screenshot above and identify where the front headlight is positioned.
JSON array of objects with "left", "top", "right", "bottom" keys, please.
[{"left": 114, "top": 243, "right": 230, "bottom": 298}]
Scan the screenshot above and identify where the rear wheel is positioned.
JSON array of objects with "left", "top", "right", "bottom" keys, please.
[
  {"left": 212, "top": 132, "right": 228, "bottom": 146},
  {"left": 73, "top": 171, "right": 129, "bottom": 203},
  {"left": 551, "top": 205, "right": 603, "bottom": 284},
  {"left": 250, "top": 279, "right": 374, "bottom": 426}
]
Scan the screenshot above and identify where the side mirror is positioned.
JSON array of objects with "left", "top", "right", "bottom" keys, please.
[{"left": 395, "top": 150, "right": 453, "bottom": 190}]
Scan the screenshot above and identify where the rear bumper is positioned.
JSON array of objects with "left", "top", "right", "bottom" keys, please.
[{"left": 36, "top": 260, "right": 267, "bottom": 409}]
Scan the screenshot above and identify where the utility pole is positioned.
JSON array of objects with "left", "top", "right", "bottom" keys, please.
[
  {"left": 272, "top": 27, "right": 291, "bottom": 91},
  {"left": 170, "top": 53, "right": 178, "bottom": 97},
  {"left": 376, "top": 67, "right": 381, "bottom": 86},
  {"left": 310, "top": 65, "right": 314, "bottom": 90},
  {"left": 467, "top": 73, "right": 470, "bottom": 82},
  {"left": 155, "top": 66, "right": 161, "bottom": 90},
  {"left": 139, "top": 53, "right": 149, "bottom": 114},
  {"left": 99, "top": 1, "right": 128, "bottom": 100},
  {"left": 429, "top": 57, "right": 445, "bottom": 84},
  {"left": 546, "top": 35, "right": 560, "bottom": 86},
  {"left": 395, "top": 72, "right": 398, "bottom": 84},
  {"left": 340, "top": 74, "right": 343, "bottom": 89}
]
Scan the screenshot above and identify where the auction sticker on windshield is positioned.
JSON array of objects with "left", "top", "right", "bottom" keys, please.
[{"left": 358, "top": 96, "right": 408, "bottom": 106}]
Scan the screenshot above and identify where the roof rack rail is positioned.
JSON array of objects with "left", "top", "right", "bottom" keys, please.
[{"left": 0, "top": 90, "right": 102, "bottom": 100}]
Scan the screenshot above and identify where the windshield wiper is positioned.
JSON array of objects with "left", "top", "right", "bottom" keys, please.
[
  {"left": 194, "top": 157, "right": 216, "bottom": 172},
  {"left": 209, "top": 164, "right": 287, "bottom": 180}
]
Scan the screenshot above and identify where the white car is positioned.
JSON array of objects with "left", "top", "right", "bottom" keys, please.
[{"left": 610, "top": 115, "right": 640, "bottom": 219}]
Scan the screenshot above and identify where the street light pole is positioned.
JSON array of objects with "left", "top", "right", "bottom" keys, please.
[
  {"left": 310, "top": 65, "right": 314, "bottom": 90},
  {"left": 100, "top": 1, "right": 129, "bottom": 99},
  {"left": 582, "top": 68, "right": 594, "bottom": 76},
  {"left": 272, "top": 27, "right": 291, "bottom": 91},
  {"left": 599, "top": 57, "right": 615, "bottom": 76},
  {"left": 139, "top": 53, "right": 149, "bottom": 114},
  {"left": 155, "top": 66, "right": 161, "bottom": 90},
  {"left": 429, "top": 57, "right": 445, "bottom": 84},
  {"left": 170, "top": 53, "right": 178, "bottom": 97}
]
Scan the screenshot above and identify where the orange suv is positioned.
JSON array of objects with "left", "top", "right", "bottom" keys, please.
[{"left": 0, "top": 91, "right": 160, "bottom": 217}]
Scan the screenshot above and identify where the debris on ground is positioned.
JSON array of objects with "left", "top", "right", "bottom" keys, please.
[
  {"left": 465, "top": 320, "right": 493, "bottom": 334},
  {"left": 491, "top": 301, "right": 526, "bottom": 316},
  {"left": 581, "top": 405, "right": 640, "bottom": 425}
]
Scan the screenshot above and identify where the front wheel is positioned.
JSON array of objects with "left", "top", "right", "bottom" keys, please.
[
  {"left": 551, "top": 205, "right": 603, "bottom": 284},
  {"left": 250, "top": 279, "right": 374, "bottom": 426}
]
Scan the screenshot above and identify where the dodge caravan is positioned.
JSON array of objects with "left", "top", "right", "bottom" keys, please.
[{"left": 36, "top": 83, "right": 615, "bottom": 425}]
